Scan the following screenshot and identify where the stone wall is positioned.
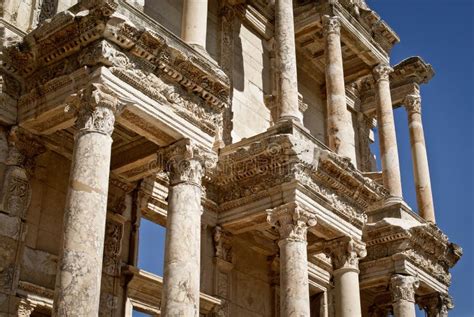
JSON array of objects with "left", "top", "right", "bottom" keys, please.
[
  {"left": 232, "top": 22, "right": 272, "bottom": 142},
  {"left": 298, "top": 68, "right": 326, "bottom": 144},
  {"left": 229, "top": 238, "right": 272, "bottom": 317}
]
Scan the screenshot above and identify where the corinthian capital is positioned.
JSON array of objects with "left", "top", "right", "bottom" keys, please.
[
  {"left": 324, "top": 237, "right": 367, "bottom": 271},
  {"left": 404, "top": 93, "right": 422, "bottom": 114},
  {"left": 373, "top": 64, "right": 393, "bottom": 82},
  {"left": 158, "top": 138, "right": 217, "bottom": 186},
  {"left": 322, "top": 15, "right": 341, "bottom": 36},
  {"left": 267, "top": 202, "right": 317, "bottom": 242},
  {"left": 418, "top": 293, "right": 453, "bottom": 317},
  {"left": 390, "top": 274, "right": 419, "bottom": 303},
  {"left": 67, "top": 83, "right": 123, "bottom": 136}
]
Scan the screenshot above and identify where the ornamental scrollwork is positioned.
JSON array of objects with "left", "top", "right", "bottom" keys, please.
[
  {"left": 267, "top": 202, "right": 317, "bottom": 242},
  {"left": 390, "top": 274, "right": 419, "bottom": 303},
  {"left": 324, "top": 237, "right": 367, "bottom": 271},
  {"left": 404, "top": 93, "right": 422, "bottom": 114},
  {"left": 373, "top": 64, "right": 393, "bottom": 83},
  {"left": 322, "top": 15, "right": 341, "bottom": 36},
  {"left": 66, "top": 84, "right": 124, "bottom": 136},
  {"left": 157, "top": 139, "right": 217, "bottom": 186}
]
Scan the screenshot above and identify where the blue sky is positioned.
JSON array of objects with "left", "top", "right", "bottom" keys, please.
[
  {"left": 367, "top": 0, "right": 474, "bottom": 315},
  {"left": 134, "top": 1, "right": 473, "bottom": 316}
]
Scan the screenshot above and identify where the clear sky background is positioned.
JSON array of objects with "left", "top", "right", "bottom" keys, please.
[
  {"left": 134, "top": 1, "right": 473, "bottom": 316},
  {"left": 366, "top": 1, "right": 474, "bottom": 316}
]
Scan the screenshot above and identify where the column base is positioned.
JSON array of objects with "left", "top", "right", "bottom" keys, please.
[{"left": 383, "top": 195, "right": 403, "bottom": 207}]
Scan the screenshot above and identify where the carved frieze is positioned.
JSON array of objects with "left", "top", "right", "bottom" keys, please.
[{"left": 2, "top": 1, "right": 230, "bottom": 140}]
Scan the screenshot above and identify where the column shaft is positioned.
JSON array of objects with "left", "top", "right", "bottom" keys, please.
[
  {"left": 334, "top": 269, "right": 362, "bottom": 317},
  {"left": 181, "top": 0, "right": 208, "bottom": 48},
  {"left": 159, "top": 139, "right": 216, "bottom": 317},
  {"left": 53, "top": 85, "right": 119, "bottom": 316},
  {"left": 323, "top": 16, "right": 356, "bottom": 162},
  {"left": 373, "top": 65, "right": 403, "bottom": 199},
  {"left": 405, "top": 93, "right": 435, "bottom": 223},
  {"left": 279, "top": 239, "right": 311, "bottom": 316},
  {"left": 162, "top": 182, "right": 202, "bottom": 316},
  {"left": 275, "top": 0, "right": 302, "bottom": 122}
]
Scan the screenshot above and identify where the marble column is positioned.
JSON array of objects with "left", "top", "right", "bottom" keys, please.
[
  {"left": 404, "top": 92, "right": 436, "bottom": 223},
  {"left": 275, "top": 0, "right": 302, "bottom": 122},
  {"left": 418, "top": 293, "right": 453, "bottom": 317},
  {"left": 53, "top": 84, "right": 121, "bottom": 316},
  {"left": 267, "top": 202, "right": 317, "bottom": 316},
  {"left": 325, "top": 237, "right": 366, "bottom": 317},
  {"left": 373, "top": 64, "right": 403, "bottom": 200},
  {"left": 159, "top": 139, "right": 216, "bottom": 317},
  {"left": 181, "top": 0, "right": 208, "bottom": 49},
  {"left": 390, "top": 275, "right": 419, "bottom": 317},
  {"left": 323, "top": 15, "right": 356, "bottom": 162}
]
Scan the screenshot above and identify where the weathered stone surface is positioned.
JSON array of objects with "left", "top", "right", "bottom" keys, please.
[{"left": 0, "top": 1, "right": 462, "bottom": 317}]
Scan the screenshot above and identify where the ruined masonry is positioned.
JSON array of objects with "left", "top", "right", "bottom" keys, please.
[{"left": 0, "top": 0, "right": 461, "bottom": 316}]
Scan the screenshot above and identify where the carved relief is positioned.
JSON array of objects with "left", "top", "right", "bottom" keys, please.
[
  {"left": 322, "top": 15, "right": 341, "bottom": 36},
  {"left": 102, "top": 219, "right": 123, "bottom": 276},
  {"left": 67, "top": 84, "right": 123, "bottom": 136},
  {"left": 404, "top": 93, "right": 422, "bottom": 114},
  {"left": 17, "top": 298, "right": 37, "bottom": 317},
  {"left": 267, "top": 202, "right": 317, "bottom": 242},
  {"left": 324, "top": 237, "right": 367, "bottom": 271},
  {"left": 157, "top": 139, "right": 217, "bottom": 186},
  {"left": 373, "top": 64, "right": 393, "bottom": 83},
  {"left": 214, "top": 226, "right": 233, "bottom": 263},
  {"left": 390, "top": 274, "right": 419, "bottom": 303}
]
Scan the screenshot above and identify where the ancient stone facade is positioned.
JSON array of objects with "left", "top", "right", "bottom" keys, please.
[{"left": 0, "top": 0, "right": 461, "bottom": 316}]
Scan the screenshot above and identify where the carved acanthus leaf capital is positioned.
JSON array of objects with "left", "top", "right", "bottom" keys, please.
[
  {"left": 324, "top": 237, "right": 367, "bottom": 271},
  {"left": 322, "top": 15, "right": 341, "bottom": 36},
  {"left": 267, "top": 202, "right": 317, "bottom": 242},
  {"left": 158, "top": 138, "right": 217, "bottom": 186},
  {"left": 404, "top": 93, "right": 422, "bottom": 114},
  {"left": 373, "top": 64, "right": 393, "bottom": 83},
  {"left": 17, "top": 298, "right": 36, "bottom": 317},
  {"left": 390, "top": 274, "right": 419, "bottom": 303},
  {"left": 418, "top": 293, "right": 453, "bottom": 317},
  {"left": 66, "top": 83, "right": 124, "bottom": 136}
]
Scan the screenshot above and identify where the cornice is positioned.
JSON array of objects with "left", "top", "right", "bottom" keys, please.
[{"left": 363, "top": 218, "right": 462, "bottom": 286}]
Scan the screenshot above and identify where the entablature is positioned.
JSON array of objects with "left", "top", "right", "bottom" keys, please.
[
  {"left": 294, "top": 0, "right": 399, "bottom": 86},
  {"left": 360, "top": 56, "right": 435, "bottom": 115},
  {"left": 210, "top": 120, "right": 388, "bottom": 239},
  {"left": 1, "top": 0, "right": 230, "bottom": 151},
  {"left": 360, "top": 217, "right": 462, "bottom": 291}
]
